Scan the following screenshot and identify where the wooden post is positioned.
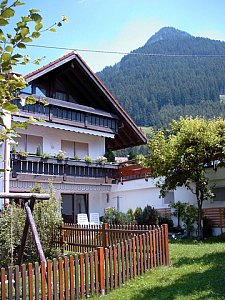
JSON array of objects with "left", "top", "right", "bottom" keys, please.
[
  {"left": 97, "top": 247, "right": 105, "bottom": 296},
  {"left": 18, "top": 198, "right": 36, "bottom": 265},
  {"left": 60, "top": 223, "right": 65, "bottom": 254},
  {"left": 24, "top": 201, "right": 47, "bottom": 265},
  {"left": 162, "top": 224, "right": 170, "bottom": 266},
  {"left": 102, "top": 223, "right": 109, "bottom": 248}
]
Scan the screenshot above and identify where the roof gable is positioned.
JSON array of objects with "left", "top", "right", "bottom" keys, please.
[{"left": 25, "top": 52, "right": 147, "bottom": 150}]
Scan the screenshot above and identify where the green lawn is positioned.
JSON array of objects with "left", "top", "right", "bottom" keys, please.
[{"left": 93, "top": 238, "right": 225, "bottom": 300}]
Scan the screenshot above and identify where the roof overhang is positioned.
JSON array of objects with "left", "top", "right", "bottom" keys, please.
[{"left": 25, "top": 52, "right": 147, "bottom": 150}]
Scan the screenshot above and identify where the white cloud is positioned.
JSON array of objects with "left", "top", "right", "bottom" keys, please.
[{"left": 79, "top": 19, "right": 165, "bottom": 72}]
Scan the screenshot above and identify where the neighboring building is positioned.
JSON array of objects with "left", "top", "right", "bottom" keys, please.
[
  {"left": 0, "top": 52, "right": 146, "bottom": 222},
  {"left": 109, "top": 163, "right": 225, "bottom": 236}
]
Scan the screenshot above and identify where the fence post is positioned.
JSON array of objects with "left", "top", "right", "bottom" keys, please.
[
  {"left": 162, "top": 224, "right": 169, "bottom": 266},
  {"left": 60, "top": 223, "right": 65, "bottom": 254},
  {"left": 102, "top": 223, "right": 109, "bottom": 248},
  {"left": 97, "top": 247, "right": 105, "bottom": 296}
]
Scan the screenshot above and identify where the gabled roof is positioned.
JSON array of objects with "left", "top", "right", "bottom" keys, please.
[{"left": 25, "top": 52, "right": 147, "bottom": 150}]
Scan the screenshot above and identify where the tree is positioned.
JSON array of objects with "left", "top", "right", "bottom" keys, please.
[
  {"left": 144, "top": 116, "right": 225, "bottom": 239},
  {"left": 0, "top": 0, "right": 68, "bottom": 141}
]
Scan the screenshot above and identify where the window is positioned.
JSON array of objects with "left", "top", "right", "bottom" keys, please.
[
  {"left": 55, "top": 91, "right": 67, "bottom": 101},
  {"left": 61, "top": 141, "right": 89, "bottom": 159},
  {"left": 13, "top": 134, "right": 43, "bottom": 154},
  {"left": 27, "top": 135, "right": 43, "bottom": 154},
  {"left": 75, "top": 142, "right": 88, "bottom": 159},
  {"left": 36, "top": 86, "right": 47, "bottom": 97},
  {"left": 163, "top": 191, "right": 174, "bottom": 205},
  {"left": 212, "top": 187, "right": 225, "bottom": 201},
  {"left": 61, "top": 193, "right": 89, "bottom": 223},
  {"left": 61, "top": 140, "right": 75, "bottom": 158},
  {"left": 69, "top": 95, "right": 76, "bottom": 103}
]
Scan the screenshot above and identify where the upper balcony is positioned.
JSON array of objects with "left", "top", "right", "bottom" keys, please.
[{"left": 12, "top": 95, "right": 119, "bottom": 135}]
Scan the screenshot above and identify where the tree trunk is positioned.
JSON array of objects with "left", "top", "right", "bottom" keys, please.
[{"left": 197, "top": 197, "right": 203, "bottom": 240}]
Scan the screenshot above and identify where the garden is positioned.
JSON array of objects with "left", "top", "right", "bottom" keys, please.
[{"left": 92, "top": 237, "right": 225, "bottom": 300}]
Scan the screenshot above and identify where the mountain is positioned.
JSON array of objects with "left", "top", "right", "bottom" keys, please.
[
  {"left": 97, "top": 27, "right": 225, "bottom": 128},
  {"left": 145, "top": 27, "right": 191, "bottom": 46}
]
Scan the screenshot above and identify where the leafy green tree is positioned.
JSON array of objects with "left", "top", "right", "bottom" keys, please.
[
  {"left": 144, "top": 116, "right": 225, "bottom": 239},
  {"left": 0, "top": 0, "right": 68, "bottom": 140}
]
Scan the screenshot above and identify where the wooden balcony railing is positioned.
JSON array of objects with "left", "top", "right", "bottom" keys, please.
[
  {"left": 12, "top": 96, "right": 118, "bottom": 134},
  {"left": 10, "top": 154, "right": 118, "bottom": 180},
  {"left": 116, "top": 162, "right": 151, "bottom": 182}
]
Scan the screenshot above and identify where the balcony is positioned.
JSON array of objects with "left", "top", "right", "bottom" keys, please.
[
  {"left": 10, "top": 154, "right": 119, "bottom": 181},
  {"left": 116, "top": 162, "right": 151, "bottom": 182},
  {"left": 12, "top": 95, "right": 118, "bottom": 135}
]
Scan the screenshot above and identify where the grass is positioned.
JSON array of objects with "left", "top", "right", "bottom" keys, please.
[{"left": 92, "top": 238, "right": 225, "bottom": 300}]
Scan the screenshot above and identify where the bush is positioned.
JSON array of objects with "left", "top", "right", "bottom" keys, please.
[
  {"left": 127, "top": 208, "right": 134, "bottom": 221},
  {"left": 140, "top": 205, "right": 160, "bottom": 226},
  {"left": 134, "top": 207, "right": 142, "bottom": 223},
  {"left": 105, "top": 150, "right": 115, "bottom": 162},
  {"left": 0, "top": 182, "right": 62, "bottom": 267},
  {"left": 158, "top": 214, "right": 174, "bottom": 231},
  {"left": 102, "top": 207, "right": 132, "bottom": 225}
]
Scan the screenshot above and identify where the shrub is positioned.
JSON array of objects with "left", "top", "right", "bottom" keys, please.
[
  {"left": 142, "top": 205, "right": 160, "bottom": 225},
  {"left": 0, "top": 182, "right": 62, "bottom": 267},
  {"left": 134, "top": 207, "right": 142, "bottom": 224},
  {"left": 171, "top": 202, "right": 198, "bottom": 236},
  {"left": 96, "top": 156, "right": 108, "bottom": 164},
  {"left": 41, "top": 153, "right": 51, "bottom": 159},
  {"left": 105, "top": 150, "right": 115, "bottom": 162},
  {"left": 11, "top": 144, "right": 16, "bottom": 153},
  {"left": 102, "top": 207, "right": 132, "bottom": 225},
  {"left": 183, "top": 205, "right": 197, "bottom": 237},
  {"left": 158, "top": 214, "right": 174, "bottom": 231},
  {"left": 84, "top": 155, "right": 92, "bottom": 163},
  {"left": 56, "top": 150, "right": 66, "bottom": 160},
  {"left": 127, "top": 208, "right": 134, "bottom": 221},
  {"left": 36, "top": 144, "right": 41, "bottom": 156},
  {"left": 18, "top": 148, "right": 29, "bottom": 158}
]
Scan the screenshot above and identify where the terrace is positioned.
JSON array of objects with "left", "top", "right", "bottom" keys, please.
[{"left": 10, "top": 153, "right": 119, "bottom": 181}]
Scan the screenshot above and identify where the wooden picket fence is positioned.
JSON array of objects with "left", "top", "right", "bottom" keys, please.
[
  {"left": 54, "top": 223, "right": 159, "bottom": 253},
  {"left": 0, "top": 224, "right": 169, "bottom": 299}
]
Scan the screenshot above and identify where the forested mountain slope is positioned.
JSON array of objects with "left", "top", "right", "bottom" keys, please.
[{"left": 97, "top": 27, "right": 225, "bottom": 127}]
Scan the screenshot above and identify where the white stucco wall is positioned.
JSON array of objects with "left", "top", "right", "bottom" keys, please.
[
  {"left": 109, "top": 170, "right": 225, "bottom": 213},
  {"left": 16, "top": 124, "right": 106, "bottom": 159}
]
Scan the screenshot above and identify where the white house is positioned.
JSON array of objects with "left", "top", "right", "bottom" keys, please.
[{"left": 0, "top": 52, "right": 146, "bottom": 222}]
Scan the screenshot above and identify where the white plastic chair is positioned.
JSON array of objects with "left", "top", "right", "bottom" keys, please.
[
  {"left": 77, "top": 213, "right": 89, "bottom": 225},
  {"left": 89, "top": 213, "right": 100, "bottom": 225}
]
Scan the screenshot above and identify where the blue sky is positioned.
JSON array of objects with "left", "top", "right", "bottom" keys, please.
[{"left": 12, "top": 0, "right": 225, "bottom": 75}]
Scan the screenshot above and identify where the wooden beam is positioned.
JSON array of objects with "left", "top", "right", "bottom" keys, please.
[
  {"left": 24, "top": 201, "right": 47, "bottom": 265},
  {"left": 18, "top": 199, "right": 36, "bottom": 265},
  {"left": 0, "top": 193, "right": 50, "bottom": 200}
]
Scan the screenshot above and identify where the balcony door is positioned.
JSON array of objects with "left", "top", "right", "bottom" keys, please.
[{"left": 62, "top": 193, "right": 89, "bottom": 223}]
